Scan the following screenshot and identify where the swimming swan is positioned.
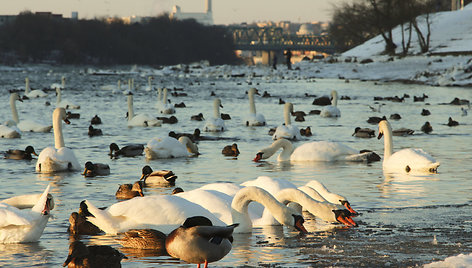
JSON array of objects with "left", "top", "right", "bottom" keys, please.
[
  {"left": 160, "top": 88, "right": 175, "bottom": 114},
  {"left": 245, "top": 88, "right": 266, "bottom": 126},
  {"left": 24, "top": 77, "right": 47, "bottom": 98},
  {"left": 320, "top": 90, "right": 341, "bottom": 117},
  {"left": 272, "top": 102, "right": 301, "bottom": 140},
  {"left": 203, "top": 98, "right": 226, "bottom": 132},
  {"left": 0, "top": 185, "right": 53, "bottom": 243},
  {"left": 378, "top": 120, "right": 440, "bottom": 173},
  {"left": 254, "top": 138, "right": 379, "bottom": 162},
  {"left": 56, "top": 87, "right": 80, "bottom": 110},
  {"left": 9, "top": 93, "right": 52, "bottom": 132},
  {"left": 35, "top": 108, "right": 80, "bottom": 173},
  {"left": 126, "top": 93, "right": 162, "bottom": 127},
  {"left": 145, "top": 136, "right": 199, "bottom": 159}
]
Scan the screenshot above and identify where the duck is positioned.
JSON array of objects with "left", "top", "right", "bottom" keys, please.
[
  {"left": 109, "top": 143, "right": 144, "bottom": 158},
  {"left": 447, "top": 117, "right": 459, "bottom": 126},
  {"left": 115, "top": 181, "right": 145, "bottom": 200},
  {"left": 67, "top": 200, "right": 102, "bottom": 236},
  {"left": 35, "top": 108, "right": 80, "bottom": 173},
  {"left": 191, "top": 113, "right": 205, "bottom": 121},
  {"left": 278, "top": 98, "right": 285, "bottom": 104},
  {"left": 4, "top": 145, "right": 38, "bottom": 160},
  {"left": 254, "top": 138, "right": 380, "bottom": 163},
  {"left": 203, "top": 98, "right": 226, "bottom": 132},
  {"left": 389, "top": 113, "right": 402, "bottom": 120},
  {"left": 88, "top": 125, "right": 102, "bottom": 137},
  {"left": 367, "top": 115, "right": 386, "bottom": 124},
  {"left": 352, "top": 127, "right": 375, "bottom": 138},
  {"left": 126, "top": 92, "right": 162, "bottom": 127},
  {"left": 220, "top": 113, "right": 231, "bottom": 120},
  {"left": 312, "top": 95, "right": 331, "bottom": 106},
  {"left": 23, "top": 77, "right": 47, "bottom": 98},
  {"left": 157, "top": 115, "right": 178, "bottom": 124},
  {"left": 0, "top": 124, "right": 21, "bottom": 138},
  {"left": 83, "top": 186, "right": 307, "bottom": 235},
  {"left": 140, "top": 165, "right": 177, "bottom": 186},
  {"left": 82, "top": 161, "right": 110, "bottom": 177},
  {"left": 222, "top": 143, "right": 240, "bottom": 157},
  {"left": 120, "top": 228, "right": 167, "bottom": 250},
  {"left": 159, "top": 88, "right": 176, "bottom": 114},
  {"left": 272, "top": 102, "right": 302, "bottom": 140},
  {"left": 0, "top": 185, "right": 53, "bottom": 243},
  {"left": 9, "top": 93, "right": 53, "bottom": 132},
  {"left": 421, "top": 121, "right": 433, "bottom": 134},
  {"left": 320, "top": 90, "right": 341, "bottom": 117},
  {"left": 294, "top": 114, "right": 305, "bottom": 122},
  {"left": 166, "top": 216, "right": 238, "bottom": 268},
  {"left": 56, "top": 85, "right": 80, "bottom": 110},
  {"left": 66, "top": 111, "right": 80, "bottom": 119},
  {"left": 245, "top": 88, "right": 266, "bottom": 126},
  {"left": 392, "top": 128, "right": 414, "bottom": 136},
  {"left": 63, "top": 241, "right": 126, "bottom": 268},
  {"left": 421, "top": 109, "right": 431, "bottom": 116},
  {"left": 145, "top": 136, "right": 199, "bottom": 160},
  {"left": 378, "top": 120, "right": 440, "bottom": 173},
  {"left": 461, "top": 107, "right": 468, "bottom": 116},
  {"left": 172, "top": 187, "right": 184, "bottom": 194},
  {"left": 299, "top": 126, "right": 312, "bottom": 137},
  {"left": 90, "top": 115, "right": 102, "bottom": 125}
]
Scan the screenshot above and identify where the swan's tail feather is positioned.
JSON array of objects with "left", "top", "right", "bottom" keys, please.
[{"left": 84, "top": 200, "right": 120, "bottom": 234}]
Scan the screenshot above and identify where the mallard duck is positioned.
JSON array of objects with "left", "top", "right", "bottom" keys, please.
[
  {"left": 389, "top": 113, "right": 401, "bottom": 120},
  {"left": 68, "top": 211, "right": 102, "bottom": 235},
  {"left": 119, "top": 229, "right": 167, "bottom": 250},
  {"left": 165, "top": 216, "right": 238, "bottom": 268},
  {"left": 116, "top": 181, "right": 144, "bottom": 200},
  {"left": 367, "top": 115, "right": 386, "bottom": 124},
  {"left": 220, "top": 113, "right": 231, "bottom": 120},
  {"left": 88, "top": 125, "right": 102, "bottom": 137},
  {"left": 352, "top": 127, "right": 375, "bottom": 138},
  {"left": 63, "top": 241, "right": 126, "bottom": 268},
  {"left": 447, "top": 117, "right": 459, "bottom": 126},
  {"left": 82, "top": 161, "right": 110, "bottom": 177},
  {"left": 421, "top": 109, "right": 431, "bottom": 116},
  {"left": 312, "top": 95, "right": 331, "bottom": 106},
  {"left": 222, "top": 144, "right": 240, "bottom": 157},
  {"left": 4, "top": 145, "right": 38, "bottom": 160},
  {"left": 140, "top": 165, "right": 177, "bottom": 186},
  {"left": 109, "top": 143, "right": 144, "bottom": 158},
  {"left": 421, "top": 121, "right": 433, "bottom": 134},
  {"left": 299, "top": 126, "right": 312, "bottom": 137},
  {"left": 157, "top": 116, "right": 178, "bottom": 124},
  {"left": 91, "top": 115, "right": 102, "bottom": 125},
  {"left": 172, "top": 187, "right": 184, "bottom": 194},
  {"left": 392, "top": 128, "right": 414, "bottom": 136},
  {"left": 191, "top": 113, "right": 205, "bottom": 121},
  {"left": 66, "top": 111, "right": 80, "bottom": 119}
]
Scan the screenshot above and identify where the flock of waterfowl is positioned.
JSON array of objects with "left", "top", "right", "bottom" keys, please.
[{"left": 1, "top": 73, "right": 470, "bottom": 267}]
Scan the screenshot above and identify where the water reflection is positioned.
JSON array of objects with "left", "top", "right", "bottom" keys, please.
[{"left": 0, "top": 243, "right": 52, "bottom": 266}]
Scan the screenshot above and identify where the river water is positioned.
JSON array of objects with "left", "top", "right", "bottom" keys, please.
[{"left": 0, "top": 64, "right": 471, "bottom": 267}]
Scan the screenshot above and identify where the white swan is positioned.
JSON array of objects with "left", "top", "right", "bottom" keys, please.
[
  {"left": 160, "top": 88, "right": 175, "bottom": 114},
  {"left": 56, "top": 87, "right": 80, "bottom": 110},
  {"left": 0, "top": 185, "right": 52, "bottom": 243},
  {"left": 245, "top": 88, "right": 266, "bottom": 126},
  {"left": 320, "top": 90, "right": 341, "bottom": 117},
  {"left": 9, "top": 93, "right": 52, "bottom": 132},
  {"left": 24, "top": 77, "right": 47, "bottom": 98},
  {"left": 272, "top": 102, "right": 301, "bottom": 140},
  {"left": 126, "top": 93, "right": 162, "bottom": 127},
  {"left": 0, "top": 125, "right": 21, "bottom": 138},
  {"left": 254, "top": 138, "right": 378, "bottom": 162},
  {"left": 1, "top": 191, "right": 54, "bottom": 210},
  {"left": 378, "top": 120, "right": 440, "bottom": 173},
  {"left": 203, "top": 98, "right": 226, "bottom": 132},
  {"left": 50, "top": 76, "right": 65, "bottom": 89},
  {"left": 143, "top": 76, "right": 154, "bottom": 92},
  {"left": 84, "top": 195, "right": 226, "bottom": 235},
  {"left": 35, "top": 108, "right": 80, "bottom": 173},
  {"left": 144, "top": 136, "right": 199, "bottom": 159},
  {"left": 156, "top": 87, "right": 163, "bottom": 110}
]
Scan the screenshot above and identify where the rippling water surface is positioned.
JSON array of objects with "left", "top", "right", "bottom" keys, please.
[{"left": 0, "top": 64, "right": 471, "bottom": 267}]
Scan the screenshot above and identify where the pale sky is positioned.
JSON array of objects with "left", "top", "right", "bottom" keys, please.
[{"left": 1, "top": 0, "right": 340, "bottom": 25}]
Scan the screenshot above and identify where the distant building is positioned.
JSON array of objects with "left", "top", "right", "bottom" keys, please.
[
  {"left": 170, "top": 0, "right": 213, "bottom": 25},
  {"left": 0, "top": 15, "right": 16, "bottom": 26}
]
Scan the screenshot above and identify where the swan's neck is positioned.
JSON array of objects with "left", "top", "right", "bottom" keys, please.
[
  {"left": 117, "top": 80, "right": 121, "bottom": 90},
  {"left": 163, "top": 88, "right": 168, "bottom": 105},
  {"left": 214, "top": 101, "right": 221, "bottom": 118},
  {"left": 260, "top": 139, "right": 294, "bottom": 161},
  {"left": 275, "top": 188, "right": 335, "bottom": 222},
  {"left": 178, "top": 137, "right": 199, "bottom": 155},
  {"left": 53, "top": 109, "right": 65, "bottom": 149},
  {"left": 10, "top": 94, "right": 20, "bottom": 123},
  {"left": 382, "top": 124, "right": 394, "bottom": 160},
  {"left": 231, "top": 186, "right": 294, "bottom": 232},
  {"left": 61, "top": 77, "right": 65, "bottom": 89},
  {"left": 297, "top": 186, "right": 328, "bottom": 202},
  {"left": 56, "top": 88, "right": 62, "bottom": 104},
  {"left": 284, "top": 103, "right": 292, "bottom": 125},
  {"left": 148, "top": 77, "right": 152, "bottom": 88},
  {"left": 249, "top": 91, "right": 257, "bottom": 114},
  {"left": 331, "top": 91, "right": 338, "bottom": 107},
  {"left": 31, "top": 185, "right": 50, "bottom": 213},
  {"left": 25, "top": 78, "right": 30, "bottom": 94},
  {"left": 157, "top": 88, "right": 162, "bottom": 105},
  {"left": 127, "top": 95, "right": 134, "bottom": 120}
]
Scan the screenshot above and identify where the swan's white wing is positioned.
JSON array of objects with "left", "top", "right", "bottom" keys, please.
[
  {"left": 291, "top": 141, "right": 358, "bottom": 161},
  {"left": 0, "top": 203, "right": 33, "bottom": 227}
]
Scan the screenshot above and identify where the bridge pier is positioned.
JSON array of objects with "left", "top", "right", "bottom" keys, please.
[{"left": 261, "top": 50, "right": 285, "bottom": 66}]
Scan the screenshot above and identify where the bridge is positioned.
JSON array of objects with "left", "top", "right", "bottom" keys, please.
[{"left": 227, "top": 26, "right": 336, "bottom": 54}]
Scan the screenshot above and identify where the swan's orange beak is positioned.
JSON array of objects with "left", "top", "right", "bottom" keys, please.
[
  {"left": 64, "top": 118, "right": 71, "bottom": 125},
  {"left": 334, "top": 210, "right": 357, "bottom": 227},
  {"left": 293, "top": 214, "right": 308, "bottom": 233},
  {"left": 341, "top": 200, "right": 359, "bottom": 216},
  {"left": 253, "top": 152, "right": 263, "bottom": 162},
  {"left": 377, "top": 132, "right": 383, "bottom": 139}
]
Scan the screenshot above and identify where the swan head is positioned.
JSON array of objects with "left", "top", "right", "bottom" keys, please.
[
  {"left": 333, "top": 209, "right": 357, "bottom": 227},
  {"left": 340, "top": 200, "right": 359, "bottom": 216},
  {"left": 248, "top": 87, "right": 260, "bottom": 96},
  {"left": 377, "top": 120, "right": 390, "bottom": 139},
  {"left": 292, "top": 214, "right": 308, "bottom": 233},
  {"left": 215, "top": 98, "right": 223, "bottom": 108},
  {"left": 253, "top": 152, "right": 264, "bottom": 162},
  {"left": 11, "top": 93, "right": 22, "bottom": 102}
]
